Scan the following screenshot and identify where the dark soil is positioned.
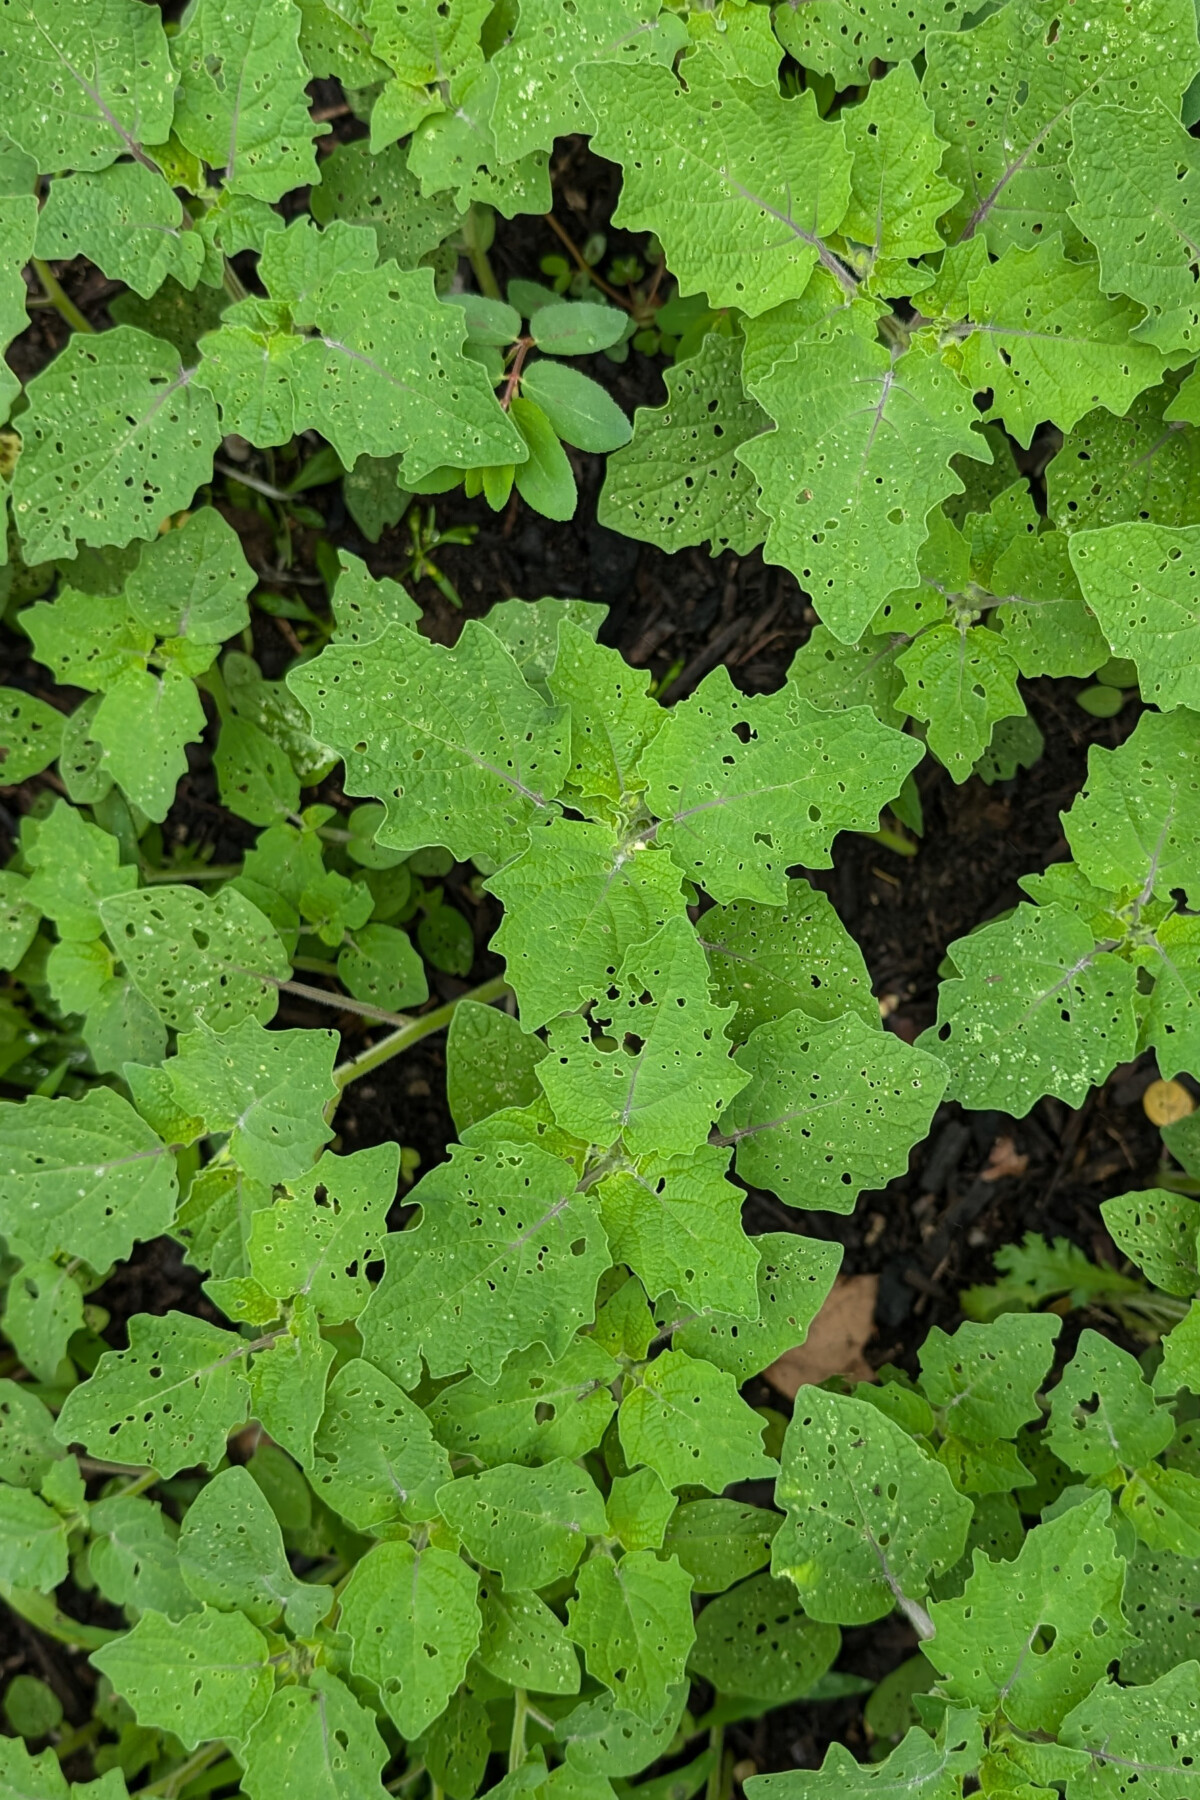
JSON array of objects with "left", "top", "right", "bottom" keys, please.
[{"left": 0, "top": 125, "right": 1186, "bottom": 1786}]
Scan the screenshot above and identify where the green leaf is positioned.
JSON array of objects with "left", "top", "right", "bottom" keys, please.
[
  {"left": 290, "top": 619, "right": 567, "bottom": 865},
  {"left": 639, "top": 665, "right": 923, "bottom": 901},
  {"left": 178, "top": 1466, "right": 331, "bottom": 1638},
  {"left": 239, "top": 1671, "right": 390, "bottom": 1800},
  {"left": 580, "top": 61, "right": 851, "bottom": 318},
  {"left": 0, "top": 1087, "right": 176, "bottom": 1265},
  {"left": 673, "top": 1234, "right": 842, "bottom": 1385},
  {"left": 312, "top": 138, "right": 458, "bottom": 269},
  {"left": 92, "top": 1605, "right": 273, "bottom": 1751},
  {"left": 35, "top": 165, "right": 202, "bottom": 298},
  {"left": 1062, "top": 708, "right": 1200, "bottom": 907},
  {"left": 1070, "top": 99, "right": 1200, "bottom": 356},
  {"left": 618, "top": 1349, "right": 773, "bottom": 1493},
  {"left": 1120, "top": 1463, "right": 1200, "bottom": 1557},
  {"left": 2, "top": 1259, "right": 85, "bottom": 1384},
  {"left": 597, "top": 1145, "right": 759, "bottom": 1319},
  {"left": 690, "top": 1573, "right": 839, "bottom": 1703},
  {"left": 926, "top": 1492, "right": 1130, "bottom": 1733},
  {"left": 698, "top": 879, "right": 879, "bottom": 1039},
  {"left": 1048, "top": 385, "right": 1200, "bottom": 533},
  {"left": 365, "top": 0, "right": 489, "bottom": 87},
  {"left": 171, "top": 0, "right": 324, "bottom": 200},
  {"left": 289, "top": 265, "right": 525, "bottom": 481},
  {"left": 1060, "top": 1663, "right": 1200, "bottom": 1800},
  {"left": 477, "top": 1581, "right": 581, "bottom": 1696},
  {"left": 1120, "top": 1548, "right": 1200, "bottom": 1682},
  {"left": 661, "top": 1500, "right": 779, "bottom": 1596},
  {"left": 437, "top": 1459, "right": 606, "bottom": 1587},
  {"left": 127, "top": 507, "right": 255, "bottom": 646},
  {"left": 21, "top": 799, "right": 137, "bottom": 940},
  {"left": 0, "top": 0, "right": 175, "bottom": 174},
  {"left": 248, "top": 1145, "right": 396, "bottom": 1324},
  {"left": 0, "top": 689, "right": 64, "bottom": 785},
  {"left": 539, "top": 916, "right": 746, "bottom": 1157},
  {"left": 566, "top": 1551, "right": 695, "bottom": 1723},
  {"left": 555, "top": 1687, "right": 688, "bottom": 1778},
  {"left": 597, "top": 330, "right": 767, "bottom": 557},
  {"left": 24, "top": 589, "right": 154, "bottom": 694},
  {"left": 340, "top": 1540, "right": 480, "bottom": 1739},
  {"left": 530, "top": 302, "right": 627, "bottom": 357},
  {"left": 773, "top": 1388, "right": 972, "bottom": 1625},
  {"left": 917, "top": 903, "right": 1139, "bottom": 1115},
  {"left": 1101, "top": 1188, "right": 1200, "bottom": 1298},
  {"left": 746, "top": 1717, "right": 982, "bottom": 1800},
  {"left": 195, "top": 304, "right": 303, "bottom": 448},
  {"left": 511, "top": 395, "right": 579, "bottom": 523},
  {"left": 959, "top": 238, "right": 1165, "bottom": 450},
  {"left": 924, "top": 0, "right": 1200, "bottom": 253},
  {"left": 214, "top": 715, "right": 302, "bottom": 827},
  {"left": 86, "top": 1493, "right": 195, "bottom": 1622},
  {"left": 840, "top": 63, "right": 961, "bottom": 275},
  {"left": 447, "top": 1000, "right": 547, "bottom": 1135},
  {"left": 0, "top": 872, "right": 38, "bottom": 972},
  {"left": 55, "top": 1312, "right": 251, "bottom": 1477},
  {"left": 723, "top": 1010, "right": 946, "bottom": 1214},
  {"left": 519, "top": 361, "right": 631, "bottom": 455},
  {"left": 0, "top": 1485, "right": 70, "bottom": 1592},
  {"left": 740, "top": 327, "right": 987, "bottom": 644},
  {"left": 490, "top": 0, "right": 683, "bottom": 161},
  {"left": 160, "top": 1018, "right": 337, "bottom": 1186},
  {"left": 309, "top": 1355, "right": 449, "bottom": 1531},
  {"left": 359, "top": 1141, "right": 608, "bottom": 1386},
  {"left": 245, "top": 1295, "right": 335, "bottom": 1466},
  {"left": 1067, "top": 523, "right": 1200, "bottom": 709},
  {"left": 896, "top": 625, "right": 1023, "bottom": 782},
  {"left": 13, "top": 328, "right": 221, "bottom": 564},
  {"left": 489, "top": 819, "right": 686, "bottom": 1029},
  {"left": 101, "top": 884, "right": 288, "bottom": 1033},
  {"left": 0, "top": 1382, "right": 64, "bottom": 1491},
  {"left": 1047, "top": 1329, "right": 1174, "bottom": 1474},
  {"left": 776, "top": 0, "right": 970, "bottom": 84},
  {"left": 917, "top": 1315, "right": 1061, "bottom": 1444},
  {"left": 89, "top": 669, "right": 206, "bottom": 823},
  {"left": 606, "top": 1467, "right": 676, "bottom": 1554},
  {"left": 427, "top": 1339, "right": 618, "bottom": 1469}
]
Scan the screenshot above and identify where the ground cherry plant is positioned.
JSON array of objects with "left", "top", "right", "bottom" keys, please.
[{"left": 2, "top": 5, "right": 1200, "bottom": 1800}]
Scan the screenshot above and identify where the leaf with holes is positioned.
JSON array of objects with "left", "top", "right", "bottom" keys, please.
[
  {"left": 773, "top": 1387, "right": 972, "bottom": 1626},
  {"left": 358, "top": 1141, "right": 609, "bottom": 1387}
]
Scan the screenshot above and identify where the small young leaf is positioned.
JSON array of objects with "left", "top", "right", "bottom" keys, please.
[
  {"left": 519, "top": 362, "right": 631, "bottom": 454},
  {"left": 511, "top": 395, "right": 578, "bottom": 523},
  {"left": 529, "top": 302, "right": 627, "bottom": 357},
  {"left": 1047, "top": 1329, "right": 1174, "bottom": 1475},
  {"left": 178, "top": 1466, "right": 331, "bottom": 1638}
]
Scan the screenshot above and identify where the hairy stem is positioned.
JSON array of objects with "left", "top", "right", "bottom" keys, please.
[
  {"left": 141, "top": 1743, "right": 228, "bottom": 1798},
  {"left": 1, "top": 1582, "right": 120, "bottom": 1650},
  {"left": 31, "top": 260, "right": 94, "bottom": 335},
  {"left": 508, "top": 1688, "right": 529, "bottom": 1773}
]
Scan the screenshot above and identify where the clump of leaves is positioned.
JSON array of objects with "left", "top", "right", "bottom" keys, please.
[{"left": 1, "top": 4, "right": 1200, "bottom": 1800}]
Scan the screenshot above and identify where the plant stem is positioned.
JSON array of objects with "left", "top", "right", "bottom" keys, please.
[
  {"left": 31, "top": 260, "right": 94, "bottom": 334},
  {"left": 863, "top": 823, "right": 918, "bottom": 858},
  {"left": 463, "top": 204, "right": 503, "bottom": 300},
  {"left": 140, "top": 863, "right": 243, "bottom": 885},
  {"left": 214, "top": 459, "right": 296, "bottom": 502},
  {"left": 267, "top": 973, "right": 416, "bottom": 1029},
  {"left": 541, "top": 213, "right": 633, "bottom": 311},
  {"left": 53, "top": 1719, "right": 102, "bottom": 1762},
  {"left": 1, "top": 1582, "right": 120, "bottom": 1651},
  {"left": 705, "top": 1726, "right": 725, "bottom": 1800},
  {"left": 141, "top": 1743, "right": 227, "bottom": 1798},
  {"left": 329, "top": 973, "right": 511, "bottom": 1105},
  {"left": 508, "top": 1689, "right": 529, "bottom": 1773}
]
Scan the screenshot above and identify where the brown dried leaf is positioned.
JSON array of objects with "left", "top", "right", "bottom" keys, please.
[
  {"left": 980, "top": 1135, "right": 1029, "bottom": 1182},
  {"left": 763, "top": 1272, "right": 879, "bottom": 1398}
]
